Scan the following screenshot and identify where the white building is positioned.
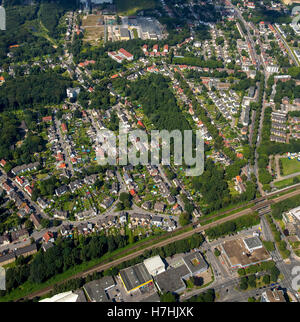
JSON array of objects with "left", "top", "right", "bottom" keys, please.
[
  {"left": 266, "top": 65, "right": 279, "bottom": 74},
  {"left": 40, "top": 291, "right": 79, "bottom": 302},
  {"left": 143, "top": 255, "right": 166, "bottom": 276},
  {"left": 243, "top": 236, "right": 263, "bottom": 253},
  {"left": 287, "top": 205, "right": 300, "bottom": 222}
]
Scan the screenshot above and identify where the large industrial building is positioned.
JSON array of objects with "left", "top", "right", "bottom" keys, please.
[
  {"left": 83, "top": 276, "right": 116, "bottom": 302},
  {"left": 154, "top": 252, "right": 208, "bottom": 295},
  {"left": 119, "top": 262, "right": 153, "bottom": 293}
]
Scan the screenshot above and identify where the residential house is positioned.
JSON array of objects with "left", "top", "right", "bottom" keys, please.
[
  {"left": 151, "top": 216, "right": 164, "bottom": 227},
  {"left": 30, "top": 213, "right": 42, "bottom": 230},
  {"left": 55, "top": 185, "right": 69, "bottom": 197},
  {"left": 43, "top": 231, "right": 55, "bottom": 244},
  {"left": 100, "top": 197, "right": 114, "bottom": 209},
  {"left": 10, "top": 229, "right": 29, "bottom": 242},
  {"left": 154, "top": 202, "right": 165, "bottom": 213}
]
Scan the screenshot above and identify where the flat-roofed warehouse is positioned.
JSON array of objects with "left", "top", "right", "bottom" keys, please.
[
  {"left": 143, "top": 255, "right": 166, "bottom": 276},
  {"left": 120, "top": 28, "right": 130, "bottom": 40},
  {"left": 182, "top": 252, "right": 208, "bottom": 276},
  {"left": 119, "top": 263, "right": 153, "bottom": 293},
  {"left": 155, "top": 265, "right": 189, "bottom": 294},
  {"left": 222, "top": 237, "right": 271, "bottom": 268},
  {"left": 83, "top": 276, "right": 116, "bottom": 302}
]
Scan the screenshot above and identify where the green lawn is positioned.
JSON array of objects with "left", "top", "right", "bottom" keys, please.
[
  {"left": 280, "top": 158, "right": 300, "bottom": 176},
  {"left": 115, "top": 0, "right": 158, "bottom": 15},
  {"left": 274, "top": 175, "right": 300, "bottom": 189},
  {"left": 132, "top": 28, "right": 138, "bottom": 39}
]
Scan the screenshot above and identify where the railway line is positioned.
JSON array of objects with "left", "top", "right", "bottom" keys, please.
[{"left": 20, "top": 186, "right": 300, "bottom": 301}]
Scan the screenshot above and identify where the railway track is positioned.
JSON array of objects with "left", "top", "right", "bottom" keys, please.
[{"left": 19, "top": 186, "right": 300, "bottom": 301}]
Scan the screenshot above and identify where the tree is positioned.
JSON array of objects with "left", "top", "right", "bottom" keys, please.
[
  {"left": 237, "top": 268, "right": 246, "bottom": 276},
  {"left": 240, "top": 280, "right": 248, "bottom": 290},
  {"left": 214, "top": 248, "right": 221, "bottom": 257},
  {"left": 248, "top": 275, "right": 256, "bottom": 288},
  {"left": 270, "top": 266, "right": 280, "bottom": 282},
  {"left": 41, "top": 218, "right": 50, "bottom": 229},
  {"left": 263, "top": 274, "right": 270, "bottom": 285},
  {"left": 192, "top": 276, "right": 204, "bottom": 286},
  {"left": 179, "top": 212, "right": 191, "bottom": 226},
  {"left": 160, "top": 292, "right": 177, "bottom": 302}
]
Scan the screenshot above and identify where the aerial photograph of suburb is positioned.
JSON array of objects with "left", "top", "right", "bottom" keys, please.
[{"left": 0, "top": 0, "right": 300, "bottom": 307}]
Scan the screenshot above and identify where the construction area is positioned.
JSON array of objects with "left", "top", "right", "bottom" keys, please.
[
  {"left": 82, "top": 14, "right": 105, "bottom": 44},
  {"left": 107, "top": 16, "right": 165, "bottom": 42},
  {"left": 221, "top": 236, "right": 272, "bottom": 269}
]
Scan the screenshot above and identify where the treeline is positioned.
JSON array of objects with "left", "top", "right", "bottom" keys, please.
[
  {"left": 172, "top": 56, "right": 224, "bottom": 69},
  {"left": 232, "top": 78, "right": 256, "bottom": 93},
  {"left": 185, "top": 289, "right": 215, "bottom": 302},
  {"left": 266, "top": 214, "right": 290, "bottom": 259},
  {"left": 251, "top": 73, "right": 265, "bottom": 165},
  {"left": 3, "top": 233, "right": 128, "bottom": 293},
  {"left": 192, "top": 159, "right": 230, "bottom": 212},
  {"left": 246, "top": 6, "right": 291, "bottom": 24},
  {"left": 38, "top": 0, "right": 77, "bottom": 38},
  {"left": 258, "top": 107, "right": 272, "bottom": 186},
  {"left": 271, "top": 195, "right": 300, "bottom": 220},
  {"left": 238, "top": 261, "right": 280, "bottom": 291},
  {"left": 205, "top": 213, "right": 260, "bottom": 240},
  {"left": 0, "top": 72, "right": 72, "bottom": 111},
  {"left": 0, "top": 1, "right": 73, "bottom": 61},
  {"left": 3, "top": 233, "right": 205, "bottom": 299}
]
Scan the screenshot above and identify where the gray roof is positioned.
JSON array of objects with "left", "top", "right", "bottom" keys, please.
[
  {"left": 243, "top": 236, "right": 262, "bottom": 250},
  {"left": 74, "top": 289, "right": 87, "bottom": 302},
  {"left": 0, "top": 252, "right": 15, "bottom": 263},
  {"left": 42, "top": 242, "right": 54, "bottom": 252},
  {"left": 83, "top": 276, "right": 115, "bottom": 302},
  {"left": 155, "top": 265, "right": 188, "bottom": 294},
  {"left": 182, "top": 252, "right": 208, "bottom": 275},
  {"left": 120, "top": 28, "right": 129, "bottom": 38},
  {"left": 15, "top": 243, "right": 37, "bottom": 257},
  {"left": 119, "top": 263, "right": 152, "bottom": 292},
  {"left": 152, "top": 215, "right": 163, "bottom": 222}
]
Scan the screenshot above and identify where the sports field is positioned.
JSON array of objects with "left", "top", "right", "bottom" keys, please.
[
  {"left": 115, "top": 0, "right": 158, "bottom": 15},
  {"left": 280, "top": 158, "right": 300, "bottom": 176}
]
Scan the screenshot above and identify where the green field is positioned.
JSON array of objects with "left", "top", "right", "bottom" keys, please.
[
  {"left": 115, "top": 0, "right": 158, "bottom": 15},
  {"left": 280, "top": 158, "right": 300, "bottom": 176},
  {"left": 274, "top": 175, "right": 300, "bottom": 189}
]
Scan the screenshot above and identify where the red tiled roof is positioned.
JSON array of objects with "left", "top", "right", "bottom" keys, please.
[
  {"left": 43, "top": 231, "right": 54, "bottom": 243},
  {"left": 42, "top": 116, "right": 52, "bottom": 122},
  {"left": 61, "top": 123, "right": 67, "bottom": 132},
  {"left": 15, "top": 176, "right": 24, "bottom": 185},
  {"left": 25, "top": 185, "right": 32, "bottom": 195},
  {"left": 119, "top": 48, "right": 133, "bottom": 58}
]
